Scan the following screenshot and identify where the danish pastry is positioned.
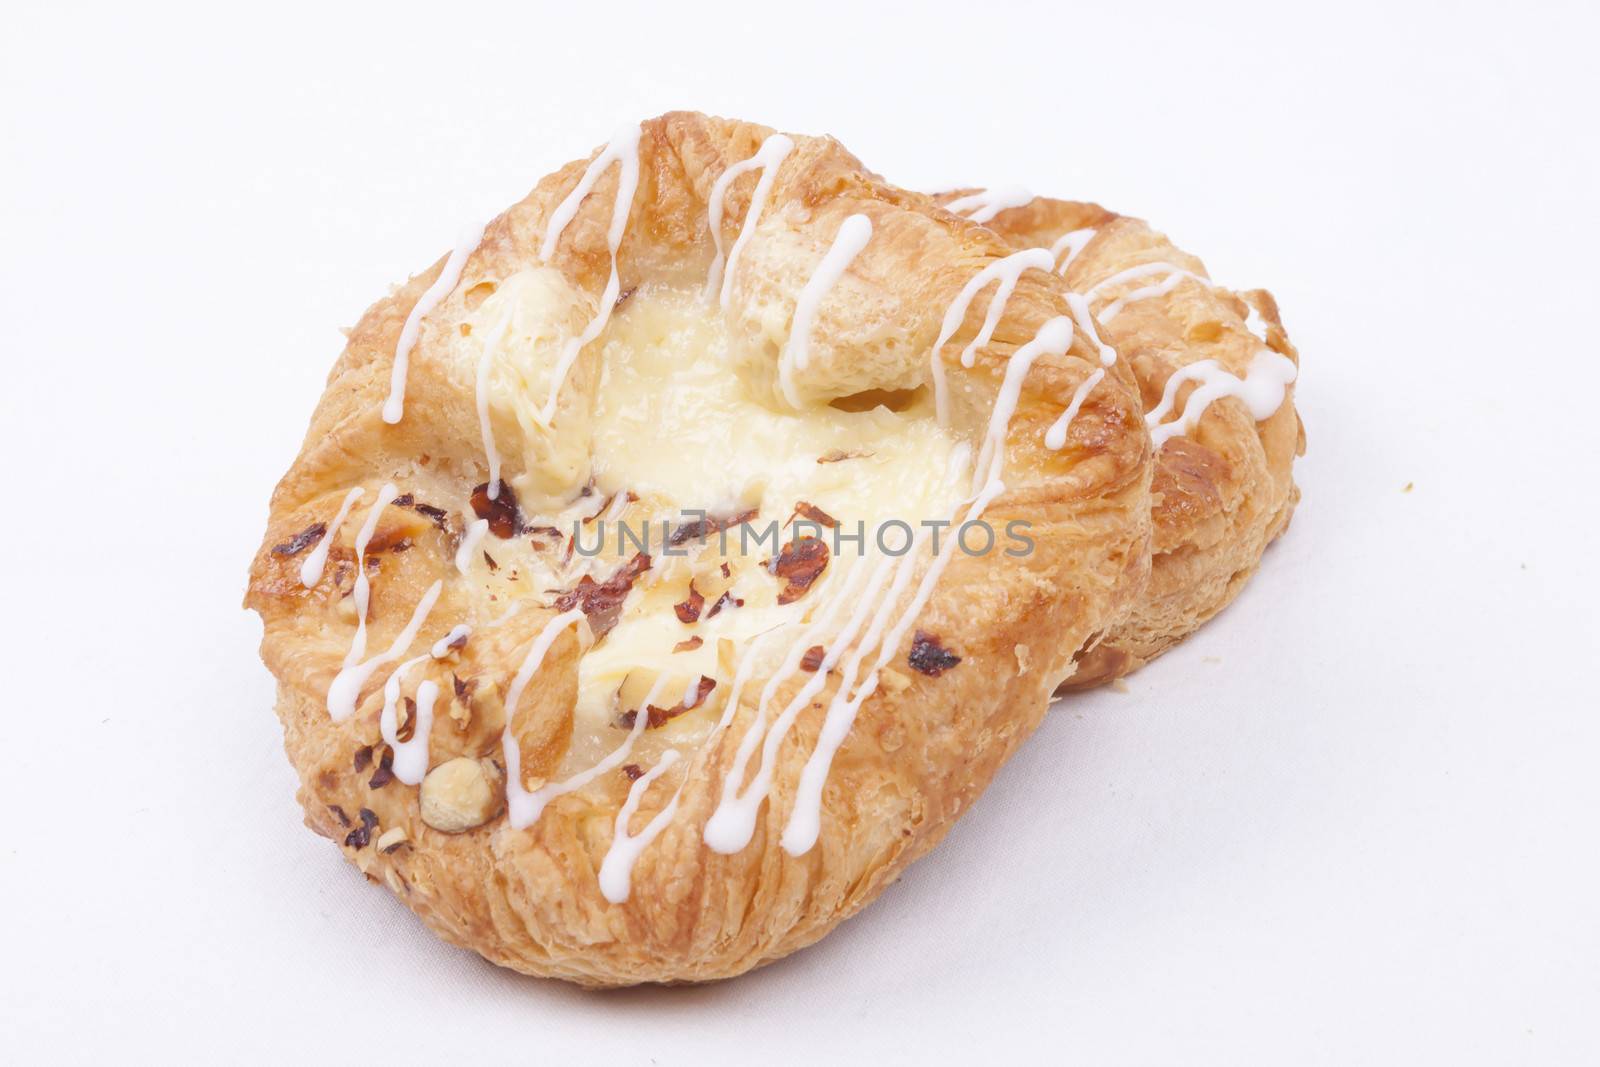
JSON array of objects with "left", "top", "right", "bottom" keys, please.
[
  {"left": 245, "top": 113, "right": 1153, "bottom": 985},
  {"left": 935, "top": 193, "right": 1304, "bottom": 687}
]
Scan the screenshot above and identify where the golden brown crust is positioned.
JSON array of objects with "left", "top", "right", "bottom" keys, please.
[
  {"left": 245, "top": 114, "right": 1152, "bottom": 985},
  {"left": 948, "top": 194, "right": 1304, "bottom": 687}
]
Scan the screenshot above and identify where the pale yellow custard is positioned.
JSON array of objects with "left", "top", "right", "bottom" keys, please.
[{"left": 465, "top": 282, "right": 969, "bottom": 769}]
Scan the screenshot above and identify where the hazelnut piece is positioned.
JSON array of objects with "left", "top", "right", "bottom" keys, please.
[{"left": 419, "top": 757, "right": 501, "bottom": 833}]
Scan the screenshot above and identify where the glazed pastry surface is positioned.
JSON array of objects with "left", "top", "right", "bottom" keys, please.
[
  {"left": 245, "top": 113, "right": 1154, "bottom": 985},
  {"left": 938, "top": 194, "right": 1304, "bottom": 686}
]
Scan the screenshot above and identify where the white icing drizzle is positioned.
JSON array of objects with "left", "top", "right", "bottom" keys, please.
[
  {"left": 343, "top": 483, "right": 400, "bottom": 668},
  {"left": 704, "top": 134, "right": 794, "bottom": 308},
  {"left": 944, "top": 185, "right": 1034, "bottom": 224},
  {"left": 680, "top": 671, "right": 704, "bottom": 708},
  {"left": 780, "top": 317, "right": 1074, "bottom": 855},
  {"left": 702, "top": 561, "right": 880, "bottom": 845},
  {"left": 299, "top": 486, "right": 365, "bottom": 588},
  {"left": 431, "top": 624, "right": 470, "bottom": 658},
  {"left": 929, "top": 248, "right": 1056, "bottom": 424},
  {"left": 1044, "top": 369, "right": 1105, "bottom": 451},
  {"left": 454, "top": 517, "right": 489, "bottom": 575},
  {"left": 375, "top": 627, "right": 463, "bottom": 784},
  {"left": 1146, "top": 350, "right": 1298, "bottom": 448},
  {"left": 970, "top": 317, "right": 1075, "bottom": 489},
  {"left": 772, "top": 546, "right": 922, "bottom": 856},
  {"left": 474, "top": 307, "right": 508, "bottom": 500},
  {"left": 1066, "top": 291, "right": 1118, "bottom": 367},
  {"left": 704, "top": 628, "right": 779, "bottom": 741},
  {"left": 1085, "top": 261, "right": 1211, "bottom": 325},
  {"left": 1083, "top": 261, "right": 1200, "bottom": 299},
  {"left": 777, "top": 213, "right": 873, "bottom": 408},
  {"left": 326, "top": 578, "right": 443, "bottom": 722},
  {"left": 703, "top": 551, "right": 887, "bottom": 853},
  {"left": 1038, "top": 294, "right": 1118, "bottom": 452},
  {"left": 1050, "top": 228, "right": 1096, "bottom": 275},
  {"left": 1065, "top": 261, "right": 1295, "bottom": 448},
  {"left": 536, "top": 122, "right": 643, "bottom": 426},
  {"left": 598, "top": 749, "right": 684, "bottom": 903},
  {"left": 382, "top": 223, "right": 486, "bottom": 425},
  {"left": 379, "top": 655, "right": 434, "bottom": 785}
]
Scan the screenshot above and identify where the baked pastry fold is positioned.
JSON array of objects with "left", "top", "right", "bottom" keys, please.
[
  {"left": 246, "top": 113, "right": 1155, "bottom": 985},
  {"left": 941, "top": 195, "right": 1304, "bottom": 686}
]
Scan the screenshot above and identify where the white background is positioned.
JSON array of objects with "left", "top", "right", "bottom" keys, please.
[{"left": 3, "top": 1, "right": 1597, "bottom": 1062}]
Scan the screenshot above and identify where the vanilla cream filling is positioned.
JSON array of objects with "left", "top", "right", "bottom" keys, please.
[
  {"left": 590, "top": 286, "right": 959, "bottom": 518},
  {"left": 452, "top": 280, "right": 968, "bottom": 775},
  {"left": 504, "top": 284, "right": 967, "bottom": 767}
]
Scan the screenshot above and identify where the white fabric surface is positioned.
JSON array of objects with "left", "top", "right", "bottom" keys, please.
[{"left": 3, "top": 1, "right": 1596, "bottom": 1062}]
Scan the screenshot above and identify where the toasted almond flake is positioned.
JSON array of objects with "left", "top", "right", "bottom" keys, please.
[
  {"left": 879, "top": 667, "right": 911, "bottom": 693},
  {"left": 376, "top": 826, "right": 407, "bottom": 853}
]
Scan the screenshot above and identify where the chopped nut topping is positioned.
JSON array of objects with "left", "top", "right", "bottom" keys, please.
[
  {"left": 616, "top": 668, "right": 666, "bottom": 716},
  {"left": 789, "top": 502, "right": 838, "bottom": 529},
  {"left": 470, "top": 480, "right": 524, "bottom": 539},
  {"left": 344, "top": 807, "right": 379, "bottom": 849},
  {"left": 413, "top": 503, "right": 450, "bottom": 530},
  {"left": 483, "top": 551, "right": 499, "bottom": 572},
  {"left": 908, "top": 630, "right": 961, "bottom": 676},
  {"left": 618, "top": 675, "right": 717, "bottom": 729},
  {"left": 800, "top": 645, "right": 826, "bottom": 672},
  {"left": 674, "top": 581, "right": 706, "bottom": 624},
  {"left": 376, "top": 826, "right": 408, "bottom": 853},
  {"left": 770, "top": 536, "right": 830, "bottom": 604},
  {"left": 449, "top": 673, "right": 475, "bottom": 730},
  {"left": 328, "top": 804, "right": 351, "bottom": 828},
  {"left": 271, "top": 522, "right": 326, "bottom": 557},
  {"left": 368, "top": 745, "right": 396, "bottom": 789},
  {"left": 362, "top": 517, "right": 422, "bottom": 554},
  {"left": 392, "top": 494, "right": 451, "bottom": 532},
  {"left": 352, "top": 746, "right": 373, "bottom": 773},
  {"left": 818, "top": 448, "right": 872, "bottom": 464},
  {"left": 554, "top": 553, "right": 652, "bottom": 638},
  {"left": 396, "top": 697, "right": 417, "bottom": 743},
  {"left": 673, "top": 636, "right": 704, "bottom": 653},
  {"left": 706, "top": 590, "right": 743, "bottom": 617},
  {"left": 583, "top": 492, "right": 619, "bottom": 524},
  {"left": 669, "top": 508, "right": 758, "bottom": 547},
  {"left": 622, "top": 763, "right": 644, "bottom": 781}
]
